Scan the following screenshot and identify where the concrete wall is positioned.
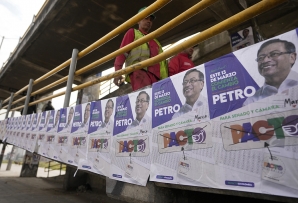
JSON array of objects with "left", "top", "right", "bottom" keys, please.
[{"left": 80, "top": 75, "right": 102, "bottom": 103}]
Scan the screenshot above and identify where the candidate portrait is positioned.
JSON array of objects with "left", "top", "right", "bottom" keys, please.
[
  {"left": 126, "top": 91, "right": 151, "bottom": 131},
  {"left": 172, "top": 69, "right": 207, "bottom": 119},
  {"left": 243, "top": 39, "right": 297, "bottom": 106}
]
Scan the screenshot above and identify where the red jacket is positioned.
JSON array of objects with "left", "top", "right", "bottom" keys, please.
[{"left": 168, "top": 53, "right": 194, "bottom": 76}]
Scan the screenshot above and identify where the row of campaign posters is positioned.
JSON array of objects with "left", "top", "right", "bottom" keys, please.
[{"left": 1, "top": 28, "right": 298, "bottom": 198}]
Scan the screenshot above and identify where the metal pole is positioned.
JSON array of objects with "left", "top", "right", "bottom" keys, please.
[
  {"left": 48, "top": 161, "right": 50, "bottom": 178},
  {"left": 22, "top": 79, "right": 34, "bottom": 115},
  {"left": 6, "top": 146, "right": 15, "bottom": 171},
  {"left": 5, "top": 109, "right": 15, "bottom": 171},
  {"left": 5, "top": 93, "right": 14, "bottom": 118},
  {"left": 0, "top": 100, "right": 3, "bottom": 109},
  {"left": 63, "top": 49, "right": 78, "bottom": 108}
]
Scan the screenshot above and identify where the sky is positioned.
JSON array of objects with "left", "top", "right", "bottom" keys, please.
[
  {"left": 0, "top": 0, "right": 46, "bottom": 67},
  {"left": 0, "top": 0, "right": 78, "bottom": 120}
]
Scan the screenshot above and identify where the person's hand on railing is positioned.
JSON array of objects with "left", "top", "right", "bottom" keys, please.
[{"left": 113, "top": 75, "right": 124, "bottom": 86}]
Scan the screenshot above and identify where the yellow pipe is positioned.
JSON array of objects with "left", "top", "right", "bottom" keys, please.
[
  {"left": 10, "top": 91, "right": 66, "bottom": 112},
  {"left": 75, "top": 0, "right": 218, "bottom": 76},
  {"left": 0, "top": 111, "right": 6, "bottom": 116},
  {"left": 30, "top": 0, "right": 217, "bottom": 99},
  {"left": 8, "top": 0, "right": 287, "bottom": 111},
  {"left": 77, "top": 0, "right": 171, "bottom": 58},
  {"left": 30, "top": 0, "right": 216, "bottom": 98},
  {"left": 72, "top": 0, "right": 286, "bottom": 91},
  {"left": 3, "top": 85, "right": 28, "bottom": 104},
  {"left": 1, "top": 0, "right": 171, "bottom": 106},
  {"left": 10, "top": 77, "right": 67, "bottom": 106},
  {"left": 31, "top": 76, "right": 68, "bottom": 96},
  {"left": 11, "top": 96, "right": 26, "bottom": 106}
]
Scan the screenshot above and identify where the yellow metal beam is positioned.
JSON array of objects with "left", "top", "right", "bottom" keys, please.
[
  {"left": 10, "top": 91, "right": 66, "bottom": 112},
  {"left": 1, "top": 0, "right": 171, "bottom": 106},
  {"left": 8, "top": 0, "right": 288, "bottom": 111},
  {"left": 16, "top": 0, "right": 218, "bottom": 103},
  {"left": 75, "top": 0, "right": 219, "bottom": 76},
  {"left": 72, "top": 0, "right": 287, "bottom": 91}
]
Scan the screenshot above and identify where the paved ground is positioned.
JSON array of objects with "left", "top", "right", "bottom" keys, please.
[{"left": 0, "top": 163, "right": 127, "bottom": 203}]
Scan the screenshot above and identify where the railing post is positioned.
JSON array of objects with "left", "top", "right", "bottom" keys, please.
[
  {"left": 48, "top": 161, "right": 50, "bottom": 178},
  {"left": 22, "top": 79, "right": 34, "bottom": 115},
  {"left": 6, "top": 109, "right": 15, "bottom": 171},
  {"left": 63, "top": 49, "right": 78, "bottom": 108},
  {"left": 6, "top": 146, "right": 15, "bottom": 171},
  {"left": 5, "top": 93, "right": 14, "bottom": 118},
  {"left": 0, "top": 93, "right": 14, "bottom": 168},
  {"left": 63, "top": 48, "right": 78, "bottom": 190},
  {"left": 0, "top": 100, "right": 3, "bottom": 109}
]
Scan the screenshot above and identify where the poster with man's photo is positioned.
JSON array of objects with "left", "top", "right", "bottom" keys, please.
[
  {"left": 69, "top": 102, "right": 90, "bottom": 165},
  {"left": 218, "top": 28, "right": 298, "bottom": 150},
  {"left": 150, "top": 66, "right": 217, "bottom": 188},
  {"left": 43, "top": 110, "right": 60, "bottom": 159},
  {"left": 38, "top": 111, "right": 52, "bottom": 157},
  {"left": 3, "top": 118, "right": 11, "bottom": 144},
  {"left": 110, "top": 88, "right": 152, "bottom": 186},
  {"left": 53, "top": 106, "right": 76, "bottom": 166},
  {"left": 12, "top": 117, "right": 20, "bottom": 145},
  {"left": 24, "top": 114, "right": 33, "bottom": 150},
  {"left": 230, "top": 26, "right": 255, "bottom": 51},
  {"left": 78, "top": 98, "right": 115, "bottom": 176},
  {"left": 0, "top": 120, "right": 5, "bottom": 141},
  {"left": 27, "top": 113, "right": 41, "bottom": 153},
  {"left": 19, "top": 115, "right": 30, "bottom": 149},
  {"left": 37, "top": 111, "right": 48, "bottom": 154},
  {"left": 213, "top": 28, "right": 298, "bottom": 197}
]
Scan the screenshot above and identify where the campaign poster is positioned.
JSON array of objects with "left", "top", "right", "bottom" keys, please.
[
  {"left": 12, "top": 117, "right": 22, "bottom": 146},
  {"left": 3, "top": 118, "right": 11, "bottom": 143},
  {"left": 79, "top": 98, "right": 115, "bottom": 176},
  {"left": 0, "top": 120, "right": 4, "bottom": 140},
  {"left": 19, "top": 115, "right": 28, "bottom": 149},
  {"left": 24, "top": 114, "right": 34, "bottom": 151},
  {"left": 9, "top": 118, "right": 16, "bottom": 143},
  {"left": 69, "top": 102, "right": 90, "bottom": 165},
  {"left": 37, "top": 111, "right": 49, "bottom": 155},
  {"left": 8, "top": 118, "right": 14, "bottom": 143},
  {"left": 150, "top": 66, "right": 218, "bottom": 188},
  {"left": 211, "top": 28, "right": 298, "bottom": 197},
  {"left": 230, "top": 26, "right": 255, "bottom": 51},
  {"left": 27, "top": 113, "right": 41, "bottom": 153},
  {"left": 110, "top": 88, "right": 152, "bottom": 186},
  {"left": 42, "top": 110, "right": 59, "bottom": 159},
  {"left": 54, "top": 106, "right": 76, "bottom": 166}
]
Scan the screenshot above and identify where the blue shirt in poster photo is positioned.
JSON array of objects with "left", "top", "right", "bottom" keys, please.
[
  {"left": 88, "top": 101, "right": 103, "bottom": 134},
  {"left": 205, "top": 53, "right": 260, "bottom": 119},
  {"left": 46, "top": 110, "right": 55, "bottom": 132},
  {"left": 152, "top": 77, "right": 182, "bottom": 128},
  {"left": 38, "top": 111, "right": 47, "bottom": 131},
  {"left": 113, "top": 95, "right": 133, "bottom": 136},
  {"left": 71, "top": 104, "right": 83, "bottom": 133},
  {"left": 57, "top": 107, "right": 74, "bottom": 133}
]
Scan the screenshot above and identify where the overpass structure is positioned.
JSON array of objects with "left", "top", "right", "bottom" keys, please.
[{"left": 1, "top": 0, "right": 298, "bottom": 203}]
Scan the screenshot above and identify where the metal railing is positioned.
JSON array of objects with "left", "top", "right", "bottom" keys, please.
[
  {"left": 0, "top": 0, "right": 287, "bottom": 113},
  {"left": 44, "top": 161, "right": 66, "bottom": 178}
]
